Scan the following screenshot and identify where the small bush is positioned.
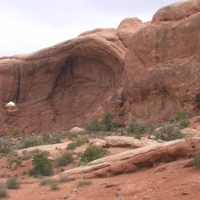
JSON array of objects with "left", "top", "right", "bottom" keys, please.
[
  {"left": 0, "top": 138, "right": 12, "bottom": 154},
  {"left": 80, "top": 146, "right": 108, "bottom": 164},
  {"left": 21, "top": 150, "right": 32, "bottom": 160},
  {"left": 77, "top": 179, "right": 92, "bottom": 188},
  {"left": 50, "top": 181, "right": 59, "bottom": 191},
  {"left": 59, "top": 175, "right": 70, "bottom": 183},
  {"left": 54, "top": 151, "right": 74, "bottom": 168},
  {"left": 13, "top": 130, "right": 20, "bottom": 138},
  {"left": 169, "top": 111, "right": 190, "bottom": 129},
  {"left": 179, "top": 119, "right": 190, "bottom": 129},
  {"left": 83, "top": 119, "right": 100, "bottom": 131},
  {"left": 0, "top": 182, "right": 8, "bottom": 197},
  {"left": 6, "top": 177, "right": 20, "bottom": 189},
  {"left": 194, "top": 152, "right": 200, "bottom": 168},
  {"left": 29, "top": 152, "right": 53, "bottom": 177},
  {"left": 66, "top": 139, "right": 86, "bottom": 150},
  {"left": 39, "top": 178, "right": 54, "bottom": 186},
  {"left": 153, "top": 124, "right": 183, "bottom": 141},
  {"left": 101, "top": 111, "right": 120, "bottom": 131},
  {"left": 127, "top": 119, "right": 146, "bottom": 133}
]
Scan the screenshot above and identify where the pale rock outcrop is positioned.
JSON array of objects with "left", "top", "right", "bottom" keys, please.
[
  {"left": 104, "top": 136, "right": 158, "bottom": 148},
  {"left": 69, "top": 127, "right": 85, "bottom": 133},
  {"left": 53, "top": 137, "right": 200, "bottom": 179},
  {"left": 11, "top": 162, "right": 17, "bottom": 171},
  {"left": 181, "top": 128, "right": 200, "bottom": 137},
  {"left": 89, "top": 139, "right": 106, "bottom": 147}
]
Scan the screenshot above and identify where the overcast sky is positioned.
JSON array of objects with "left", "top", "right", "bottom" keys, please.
[{"left": 0, "top": 0, "right": 178, "bottom": 57}]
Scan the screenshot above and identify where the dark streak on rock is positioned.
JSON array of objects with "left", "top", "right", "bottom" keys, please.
[{"left": 13, "top": 64, "right": 21, "bottom": 103}]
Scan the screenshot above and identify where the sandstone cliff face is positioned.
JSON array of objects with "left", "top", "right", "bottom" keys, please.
[
  {"left": 0, "top": 0, "right": 200, "bottom": 135},
  {"left": 122, "top": 0, "right": 200, "bottom": 123}
]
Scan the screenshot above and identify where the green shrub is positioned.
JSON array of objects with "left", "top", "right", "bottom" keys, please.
[
  {"left": 101, "top": 111, "right": 120, "bottom": 131},
  {"left": 66, "top": 139, "right": 86, "bottom": 150},
  {"left": 77, "top": 179, "right": 92, "bottom": 187},
  {"left": 179, "top": 119, "right": 190, "bottom": 129},
  {"left": 83, "top": 119, "right": 100, "bottom": 131},
  {"left": 194, "top": 152, "right": 200, "bottom": 168},
  {"left": 54, "top": 151, "right": 74, "bottom": 168},
  {"left": 66, "top": 142, "right": 77, "bottom": 150},
  {"left": 6, "top": 177, "right": 20, "bottom": 189},
  {"left": 80, "top": 146, "right": 108, "bottom": 164},
  {"left": 29, "top": 152, "right": 53, "bottom": 177},
  {"left": 13, "top": 130, "right": 20, "bottom": 138},
  {"left": 169, "top": 111, "right": 190, "bottom": 129},
  {"left": 0, "top": 182, "right": 8, "bottom": 197},
  {"left": 169, "top": 111, "right": 187, "bottom": 123},
  {"left": 7, "top": 158, "right": 21, "bottom": 167},
  {"left": 127, "top": 119, "right": 146, "bottom": 134},
  {"left": 153, "top": 124, "right": 183, "bottom": 141}
]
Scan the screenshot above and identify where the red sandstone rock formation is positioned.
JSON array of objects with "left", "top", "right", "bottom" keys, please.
[{"left": 0, "top": 0, "right": 200, "bottom": 135}]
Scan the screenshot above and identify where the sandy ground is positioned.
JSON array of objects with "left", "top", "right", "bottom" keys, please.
[
  {"left": 0, "top": 144, "right": 200, "bottom": 200},
  {"left": 2, "top": 157, "right": 200, "bottom": 200}
]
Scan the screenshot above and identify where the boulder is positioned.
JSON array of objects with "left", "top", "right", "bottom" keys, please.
[
  {"left": 89, "top": 139, "right": 106, "bottom": 147},
  {"left": 73, "top": 146, "right": 87, "bottom": 155},
  {"left": 117, "top": 17, "right": 145, "bottom": 47},
  {"left": 69, "top": 127, "right": 85, "bottom": 133},
  {"left": 104, "top": 136, "right": 157, "bottom": 148},
  {"left": 11, "top": 163, "right": 17, "bottom": 171},
  {"left": 152, "top": 0, "right": 200, "bottom": 23}
]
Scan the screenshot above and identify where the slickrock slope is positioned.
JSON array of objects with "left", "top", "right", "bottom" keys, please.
[
  {"left": 0, "top": 0, "right": 200, "bottom": 135},
  {"left": 0, "top": 29, "right": 125, "bottom": 135}
]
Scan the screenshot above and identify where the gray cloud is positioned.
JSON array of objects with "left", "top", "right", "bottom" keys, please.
[{"left": 0, "top": 0, "right": 177, "bottom": 56}]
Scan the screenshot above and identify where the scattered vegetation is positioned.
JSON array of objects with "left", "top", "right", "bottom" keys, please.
[
  {"left": 194, "top": 152, "right": 200, "bottom": 168},
  {"left": 18, "top": 133, "right": 61, "bottom": 149},
  {"left": 79, "top": 146, "right": 108, "bottom": 165},
  {"left": 7, "top": 157, "right": 21, "bottom": 167},
  {"left": 6, "top": 177, "right": 20, "bottom": 189},
  {"left": 83, "top": 111, "right": 120, "bottom": 132},
  {"left": 83, "top": 119, "right": 100, "bottom": 131},
  {"left": 0, "top": 182, "right": 8, "bottom": 198},
  {"left": 169, "top": 111, "right": 190, "bottom": 129},
  {"left": 54, "top": 151, "right": 74, "bottom": 168},
  {"left": 153, "top": 124, "right": 184, "bottom": 141},
  {"left": 127, "top": 119, "right": 147, "bottom": 139},
  {"left": 29, "top": 152, "right": 53, "bottom": 177}
]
